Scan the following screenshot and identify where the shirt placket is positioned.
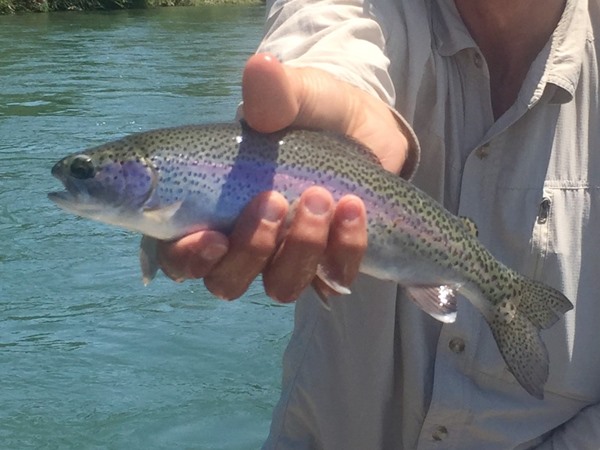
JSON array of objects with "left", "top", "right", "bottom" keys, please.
[
  {"left": 415, "top": 305, "right": 483, "bottom": 448},
  {"left": 414, "top": 40, "right": 503, "bottom": 447}
]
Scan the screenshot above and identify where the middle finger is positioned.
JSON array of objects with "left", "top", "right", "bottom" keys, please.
[{"left": 263, "top": 186, "right": 335, "bottom": 302}]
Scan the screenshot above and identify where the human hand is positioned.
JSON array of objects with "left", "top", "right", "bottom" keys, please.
[{"left": 157, "top": 53, "right": 410, "bottom": 302}]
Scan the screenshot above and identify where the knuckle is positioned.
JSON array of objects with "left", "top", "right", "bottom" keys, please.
[
  {"left": 244, "top": 234, "right": 279, "bottom": 259},
  {"left": 330, "top": 221, "right": 368, "bottom": 249},
  {"left": 341, "top": 238, "right": 368, "bottom": 255},
  {"left": 231, "top": 220, "right": 281, "bottom": 260},
  {"left": 186, "top": 263, "right": 212, "bottom": 280},
  {"left": 263, "top": 261, "right": 316, "bottom": 303},
  {"left": 204, "top": 277, "right": 247, "bottom": 301},
  {"left": 286, "top": 228, "right": 329, "bottom": 251},
  {"left": 156, "top": 241, "right": 178, "bottom": 266}
]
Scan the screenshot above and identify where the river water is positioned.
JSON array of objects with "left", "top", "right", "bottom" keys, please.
[{"left": 0, "top": 6, "right": 295, "bottom": 449}]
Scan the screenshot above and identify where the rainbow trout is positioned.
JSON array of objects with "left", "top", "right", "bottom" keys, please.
[{"left": 48, "top": 121, "right": 572, "bottom": 399}]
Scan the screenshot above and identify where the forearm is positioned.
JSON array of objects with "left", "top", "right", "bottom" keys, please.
[
  {"left": 259, "top": 0, "right": 395, "bottom": 104},
  {"left": 257, "top": 0, "right": 419, "bottom": 177}
]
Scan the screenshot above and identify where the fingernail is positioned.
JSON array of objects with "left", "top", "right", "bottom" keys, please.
[
  {"left": 259, "top": 196, "right": 284, "bottom": 223},
  {"left": 341, "top": 200, "right": 362, "bottom": 224},
  {"left": 304, "top": 192, "right": 331, "bottom": 216},
  {"left": 200, "top": 243, "right": 228, "bottom": 261}
]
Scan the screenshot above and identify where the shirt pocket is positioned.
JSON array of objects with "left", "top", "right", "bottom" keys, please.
[{"left": 533, "top": 184, "right": 600, "bottom": 402}]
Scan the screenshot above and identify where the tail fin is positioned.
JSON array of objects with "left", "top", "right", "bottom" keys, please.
[{"left": 488, "top": 276, "right": 573, "bottom": 399}]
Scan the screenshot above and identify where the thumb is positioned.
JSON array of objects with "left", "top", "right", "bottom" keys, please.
[
  {"left": 242, "top": 53, "right": 299, "bottom": 133},
  {"left": 241, "top": 53, "right": 409, "bottom": 174}
]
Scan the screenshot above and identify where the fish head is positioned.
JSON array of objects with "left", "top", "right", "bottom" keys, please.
[{"left": 48, "top": 140, "right": 157, "bottom": 225}]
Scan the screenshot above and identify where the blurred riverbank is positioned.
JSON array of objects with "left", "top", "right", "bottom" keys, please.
[{"left": 0, "top": 0, "right": 262, "bottom": 15}]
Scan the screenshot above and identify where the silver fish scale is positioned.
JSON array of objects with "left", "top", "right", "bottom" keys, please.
[
  {"left": 124, "top": 123, "right": 498, "bottom": 284},
  {"left": 79, "top": 122, "right": 508, "bottom": 299}
]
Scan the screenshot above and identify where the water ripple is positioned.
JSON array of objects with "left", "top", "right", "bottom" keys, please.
[{"left": 0, "top": 6, "right": 291, "bottom": 448}]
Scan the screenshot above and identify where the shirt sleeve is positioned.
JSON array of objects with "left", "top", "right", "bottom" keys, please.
[
  {"left": 534, "top": 403, "right": 600, "bottom": 449},
  {"left": 257, "top": 0, "right": 420, "bottom": 178}
]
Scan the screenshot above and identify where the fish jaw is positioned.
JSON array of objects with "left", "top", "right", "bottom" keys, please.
[
  {"left": 48, "top": 189, "right": 108, "bottom": 218},
  {"left": 48, "top": 188, "right": 148, "bottom": 234},
  {"left": 48, "top": 186, "right": 196, "bottom": 240}
]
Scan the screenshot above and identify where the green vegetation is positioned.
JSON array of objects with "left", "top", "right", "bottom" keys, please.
[{"left": 0, "top": 0, "right": 261, "bottom": 13}]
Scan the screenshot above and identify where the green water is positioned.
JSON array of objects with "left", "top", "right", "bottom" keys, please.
[{"left": 0, "top": 6, "right": 294, "bottom": 449}]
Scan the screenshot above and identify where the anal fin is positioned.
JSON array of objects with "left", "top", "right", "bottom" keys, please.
[
  {"left": 404, "top": 285, "right": 458, "bottom": 323},
  {"left": 315, "top": 264, "right": 351, "bottom": 296},
  {"left": 313, "top": 264, "right": 352, "bottom": 312}
]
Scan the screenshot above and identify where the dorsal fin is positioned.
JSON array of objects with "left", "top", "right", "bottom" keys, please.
[{"left": 460, "top": 216, "right": 478, "bottom": 238}]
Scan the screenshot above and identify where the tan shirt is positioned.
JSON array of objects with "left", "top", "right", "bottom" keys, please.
[{"left": 259, "top": 0, "right": 600, "bottom": 448}]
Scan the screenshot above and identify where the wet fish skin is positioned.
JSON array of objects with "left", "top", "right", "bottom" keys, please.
[{"left": 48, "top": 121, "right": 573, "bottom": 399}]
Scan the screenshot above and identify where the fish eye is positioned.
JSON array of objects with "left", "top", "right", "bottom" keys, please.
[{"left": 70, "top": 155, "right": 95, "bottom": 180}]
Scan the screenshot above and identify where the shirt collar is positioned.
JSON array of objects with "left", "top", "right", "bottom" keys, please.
[
  {"left": 541, "top": 0, "right": 590, "bottom": 104},
  {"left": 431, "top": 0, "right": 591, "bottom": 104},
  {"left": 431, "top": 0, "right": 477, "bottom": 57}
]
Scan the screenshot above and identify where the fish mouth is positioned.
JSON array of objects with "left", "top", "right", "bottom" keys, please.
[
  {"left": 48, "top": 166, "right": 105, "bottom": 217},
  {"left": 49, "top": 160, "right": 82, "bottom": 211},
  {"left": 48, "top": 190, "right": 74, "bottom": 205},
  {"left": 48, "top": 190, "right": 79, "bottom": 210},
  {"left": 48, "top": 189, "right": 106, "bottom": 217}
]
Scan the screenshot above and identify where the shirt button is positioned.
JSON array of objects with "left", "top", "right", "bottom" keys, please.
[
  {"left": 473, "top": 52, "right": 483, "bottom": 68},
  {"left": 475, "top": 144, "right": 490, "bottom": 159},
  {"left": 449, "top": 337, "right": 465, "bottom": 354},
  {"left": 432, "top": 425, "right": 449, "bottom": 441}
]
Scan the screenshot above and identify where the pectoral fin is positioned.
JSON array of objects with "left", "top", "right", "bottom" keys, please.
[
  {"left": 142, "top": 200, "right": 184, "bottom": 224},
  {"left": 140, "top": 235, "right": 159, "bottom": 285},
  {"left": 404, "top": 285, "right": 458, "bottom": 323}
]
